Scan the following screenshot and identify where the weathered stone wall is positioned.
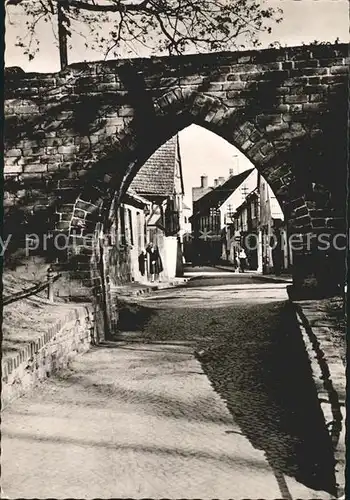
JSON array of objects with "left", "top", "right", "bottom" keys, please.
[
  {"left": 4, "top": 43, "right": 349, "bottom": 292},
  {"left": 1, "top": 304, "right": 101, "bottom": 407}
]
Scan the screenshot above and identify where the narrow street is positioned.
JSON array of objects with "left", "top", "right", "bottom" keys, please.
[{"left": 2, "top": 267, "right": 337, "bottom": 499}]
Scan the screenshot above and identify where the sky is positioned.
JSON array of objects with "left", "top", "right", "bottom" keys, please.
[{"left": 5, "top": 0, "right": 349, "bottom": 207}]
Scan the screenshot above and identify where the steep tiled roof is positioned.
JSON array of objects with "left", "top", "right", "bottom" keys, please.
[
  {"left": 193, "top": 168, "right": 254, "bottom": 215},
  {"left": 130, "top": 135, "right": 178, "bottom": 197}
]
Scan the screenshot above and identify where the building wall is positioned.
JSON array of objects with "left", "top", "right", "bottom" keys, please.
[
  {"left": 104, "top": 196, "right": 149, "bottom": 287},
  {"left": 259, "top": 176, "right": 284, "bottom": 226},
  {"left": 221, "top": 172, "right": 292, "bottom": 273},
  {"left": 181, "top": 206, "right": 192, "bottom": 236},
  {"left": 224, "top": 196, "right": 258, "bottom": 268},
  {"left": 219, "top": 170, "right": 258, "bottom": 228},
  {"left": 259, "top": 175, "right": 290, "bottom": 273},
  {"left": 128, "top": 205, "right": 149, "bottom": 283}
]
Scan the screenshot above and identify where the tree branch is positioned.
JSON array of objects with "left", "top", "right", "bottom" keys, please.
[{"left": 62, "top": 0, "right": 150, "bottom": 13}]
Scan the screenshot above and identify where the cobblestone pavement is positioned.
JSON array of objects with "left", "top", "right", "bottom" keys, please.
[{"left": 1, "top": 269, "right": 338, "bottom": 499}]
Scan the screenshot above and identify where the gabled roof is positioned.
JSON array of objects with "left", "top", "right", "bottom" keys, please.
[
  {"left": 130, "top": 135, "right": 183, "bottom": 197},
  {"left": 193, "top": 168, "right": 254, "bottom": 214}
]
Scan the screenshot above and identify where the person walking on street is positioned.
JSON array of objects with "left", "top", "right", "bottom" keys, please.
[
  {"left": 147, "top": 243, "right": 163, "bottom": 282},
  {"left": 239, "top": 248, "right": 247, "bottom": 273}
]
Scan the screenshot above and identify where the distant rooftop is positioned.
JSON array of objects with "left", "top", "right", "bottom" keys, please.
[{"left": 193, "top": 168, "right": 254, "bottom": 215}]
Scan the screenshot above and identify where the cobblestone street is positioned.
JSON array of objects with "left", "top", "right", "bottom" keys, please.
[{"left": 1, "top": 270, "right": 338, "bottom": 499}]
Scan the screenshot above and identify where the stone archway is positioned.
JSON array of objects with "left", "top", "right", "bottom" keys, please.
[{"left": 4, "top": 43, "right": 348, "bottom": 296}]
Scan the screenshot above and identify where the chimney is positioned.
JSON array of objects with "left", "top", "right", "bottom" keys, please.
[
  {"left": 229, "top": 168, "right": 234, "bottom": 176},
  {"left": 218, "top": 176, "right": 225, "bottom": 184},
  {"left": 200, "top": 175, "right": 208, "bottom": 188},
  {"left": 214, "top": 178, "right": 219, "bottom": 187}
]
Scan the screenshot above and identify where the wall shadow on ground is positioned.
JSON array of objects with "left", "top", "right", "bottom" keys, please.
[
  {"left": 116, "top": 299, "right": 158, "bottom": 332},
  {"left": 118, "top": 297, "right": 338, "bottom": 495},
  {"left": 196, "top": 301, "right": 337, "bottom": 495}
]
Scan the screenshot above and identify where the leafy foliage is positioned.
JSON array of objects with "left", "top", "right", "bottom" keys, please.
[{"left": 6, "top": 0, "right": 283, "bottom": 62}]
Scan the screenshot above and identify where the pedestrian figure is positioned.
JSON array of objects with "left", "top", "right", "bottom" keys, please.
[
  {"left": 239, "top": 248, "right": 247, "bottom": 273},
  {"left": 147, "top": 243, "right": 163, "bottom": 282},
  {"left": 138, "top": 250, "right": 147, "bottom": 276}
]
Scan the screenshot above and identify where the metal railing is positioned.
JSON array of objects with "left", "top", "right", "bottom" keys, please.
[{"left": 3, "top": 267, "right": 62, "bottom": 306}]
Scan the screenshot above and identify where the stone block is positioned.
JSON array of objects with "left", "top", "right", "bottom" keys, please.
[
  {"left": 75, "top": 200, "right": 97, "bottom": 212},
  {"left": 55, "top": 221, "right": 70, "bottom": 230},
  {"left": 206, "top": 83, "right": 224, "bottom": 92},
  {"left": 60, "top": 213, "right": 72, "bottom": 221},
  {"left": 294, "top": 59, "right": 319, "bottom": 69},
  {"left": 309, "top": 93, "right": 326, "bottom": 102},
  {"left": 320, "top": 75, "right": 346, "bottom": 84},
  {"left": 256, "top": 114, "right": 282, "bottom": 126},
  {"left": 240, "top": 73, "right": 261, "bottom": 81},
  {"left": 326, "top": 218, "right": 345, "bottom": 230},
  {"left": 329, "top": 66, "right": 348, "bottom": 75},
  {"left": 5, "top": 165, "right": 23, "bottom": 174},
  {"left": 273, "top": 140, "right": 290, "bottom": 151},
  {"left": 6, "top": 148, "right": 22, "bottom": 157},
  {"left": 303, "top": 103, "right": 328, "bottom": 112},
  {"left": 226, "top": 74, "right": 241, "bottom": 82},
  {"left": 47, "top": 163, "right": 61, "bottom": 172},
  {"left": 274, "top": 86, "right": 290, "bottom": 96},
  {"left": 222, "top": 81, "right": 247, "bottom": 91},
  {"left": 225, "top": 97, "right": 246, "bottom": 107},
  {"left": 117, "top": 106, "right": 134, "bottom": 117},
  {"left": 58, "top": 146, "right": 77, "bottom": 154},
  {"left": 61, "top": 137, "right": 75, "bottom": 146},
  {"left": 23, "top": 164, "right": 47, "bottom": 173},
  {"left": 294, "top": 214, "right": 312, "bottom": 226},
  {"left": 237, "top": 55, "right": 252, "bottom": 64},
  {"left": 283, "top": 77, "right": 308, "bottom": 87},
  {"left": 179, "top": 76, "right": 204, "bottom": 85},
  {"left": 73, "top": 208, "right": 87, "bottom": 219},
  {"left": 266, "top": 122, "right": 289, "bottom": 133},
  {"left": 312, "top": 218, "right": 327, "bottom": 228},
  {"left": 285, "top": 95, "right": 308, "bottom": 104},
  {"left": 262, "top": 70, "right": 289, "bottom": 81}
]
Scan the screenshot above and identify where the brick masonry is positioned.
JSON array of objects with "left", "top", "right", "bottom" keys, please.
[
  {"left": 4, "top": 43, "right": 349, "bottom": 292},
  {"left": 1, "top": 304, "right": 100, "bottom": 408}
]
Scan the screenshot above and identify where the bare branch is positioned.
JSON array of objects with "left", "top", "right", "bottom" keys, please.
[
  {"left": 61, "top": 0, "right": 150, "bottom": 13},
  {"left": 9, "top": 0, "right": 283, "bottom": 63}
]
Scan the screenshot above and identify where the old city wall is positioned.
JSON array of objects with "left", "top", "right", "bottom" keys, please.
[{"left": 4, "top": 43, "right": 349, "bottom": 293}]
